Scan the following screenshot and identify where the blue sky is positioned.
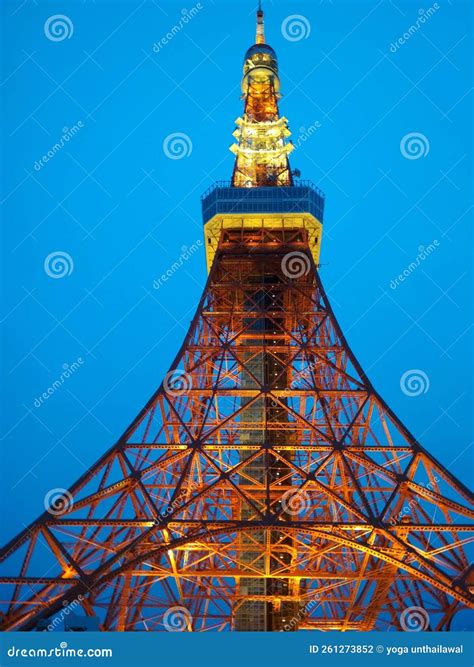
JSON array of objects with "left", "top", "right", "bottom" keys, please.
[{"left": 0, "top": 0, "right": 472, "bottom": 549}]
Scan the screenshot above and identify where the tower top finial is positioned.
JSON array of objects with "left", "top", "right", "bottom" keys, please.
[{"left": 256, "top": 1, "right": 265, "bottom": 45}]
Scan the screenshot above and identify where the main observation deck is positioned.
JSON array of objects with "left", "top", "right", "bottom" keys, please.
[
  {"left": 201, "top": 181, "right": 325, "bottom": 271},
  {"left": 202, "top": 180, "right": 325, "bottom": 224}
]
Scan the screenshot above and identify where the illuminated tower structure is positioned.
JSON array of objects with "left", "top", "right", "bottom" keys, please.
[
  {"left": 230, "top": 3, "right": 293, "bottom": 187},
  {"left": 0, "top": 6, "right": 473, "bottom": 632}
]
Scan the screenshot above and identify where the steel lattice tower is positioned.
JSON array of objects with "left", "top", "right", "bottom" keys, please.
[{"left": 1, "top": 6, "right": 473, "bottom": 633}]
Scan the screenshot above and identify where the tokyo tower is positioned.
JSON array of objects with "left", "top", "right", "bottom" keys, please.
[{"left": 1, "top": 5, "right": 473, "bottom": 633}]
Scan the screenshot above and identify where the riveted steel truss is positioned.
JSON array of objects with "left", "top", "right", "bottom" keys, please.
[{"left": 1, "top": 229, "right": 473, "bottom": 632}]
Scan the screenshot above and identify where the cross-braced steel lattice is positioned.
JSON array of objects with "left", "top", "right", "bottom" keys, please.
[
  {"left": 1, "top": 3, "right": 472, "bottom": 633},
  {"left": 1, "top": 229, "right": 473, "bottom": 631}
]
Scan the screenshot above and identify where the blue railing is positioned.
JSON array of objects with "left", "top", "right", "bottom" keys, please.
[{"left": 201, "top": 180, "right": 325, "bottom": 225}]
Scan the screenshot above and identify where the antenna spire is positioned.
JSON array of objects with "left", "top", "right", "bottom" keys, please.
[{"left": 256, "top": 1, "right": 265, "bottom": 44}]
